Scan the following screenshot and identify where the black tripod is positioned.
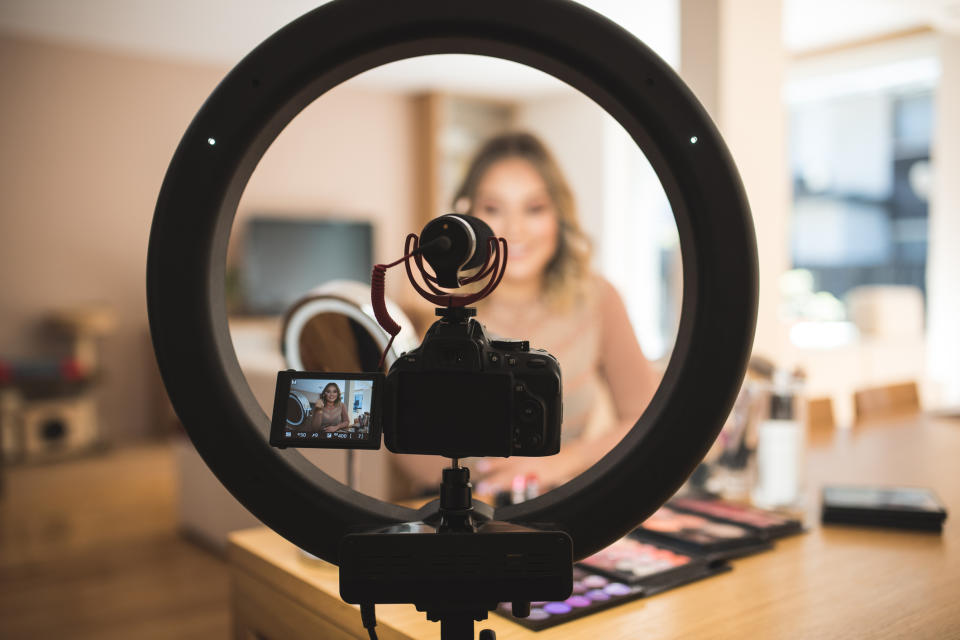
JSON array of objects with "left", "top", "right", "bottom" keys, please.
[{"left": 424, "top": 460, "right": 501, "bottom": 640}]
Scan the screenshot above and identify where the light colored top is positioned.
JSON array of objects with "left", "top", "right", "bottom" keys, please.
[
  {"left": 479, "top": 274, "right": 654, "bottom": 443},
  {"left": 311, "top": 403, "right": 349, "bottom": 431}
]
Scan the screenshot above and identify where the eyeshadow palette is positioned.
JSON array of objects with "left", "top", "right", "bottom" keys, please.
[
  {"left": 578, "top": 536, "right": 707, "bottom": 586},
  {"left": 496, "top": 536, "right": 732, "bottom": 631},
  {"left": 668, "top": 497, "right": 804, "bottom": 540},
  {"left": 495, "top": 566, "right": 644, "bottom": 631},
  {"left": 633, "top": 505, "right": 771, "bottom": 559}
]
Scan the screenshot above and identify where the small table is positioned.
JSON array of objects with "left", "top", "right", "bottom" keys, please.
[{"left": 228, "top": 415, "right": 960, "bottom": 639}]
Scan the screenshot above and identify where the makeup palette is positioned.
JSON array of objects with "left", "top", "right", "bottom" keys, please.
[
  {"left": 493, "top": 502, "right": 807, "bottom": 630},
  {"left": 496, "top": 536, "right": 732, "bottom": 630},
  {"left": 634, "top": 505, "right": 771, "bottom": 559},
  {"left": 580, "top": 536, "right": 691, "bottom": 582},
  {"left": 668, "top": 497, "right": 804, "bottom": 539},
  {"left": 495, "top": 566, "right": 644, "bottom": 630}
]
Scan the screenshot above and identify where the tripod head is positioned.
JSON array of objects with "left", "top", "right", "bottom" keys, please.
[{"left": 339, "top": 461, "right": 573, "bottom": 640}]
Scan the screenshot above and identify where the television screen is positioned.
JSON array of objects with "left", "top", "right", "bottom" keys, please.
[{"left": 240, "top": 217, "right": 373, "bottom": 314}]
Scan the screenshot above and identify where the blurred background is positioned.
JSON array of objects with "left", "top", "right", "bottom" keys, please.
[{"left": 1, "top": 1, "right": 959, "bottom": 638}]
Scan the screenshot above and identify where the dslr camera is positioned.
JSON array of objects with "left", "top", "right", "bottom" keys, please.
[
  {"left": 383, "top": 306, "right": 561, "bottom": 458},
  {"left": 270, "top": 307, "right": 562, "bottom": 459}
]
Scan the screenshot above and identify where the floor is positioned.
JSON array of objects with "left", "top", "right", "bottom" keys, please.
[{"left": 0, "top": 444, "right": 232, "bottom": 639}]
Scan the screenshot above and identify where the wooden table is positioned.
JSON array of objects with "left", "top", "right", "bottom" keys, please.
[{"left": 227, "top": 415, "right": 960, "bottom": 639}]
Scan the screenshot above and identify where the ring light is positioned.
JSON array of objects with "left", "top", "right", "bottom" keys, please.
[{"left": 147, "top": 0, "right": 758, "bottom": 563}]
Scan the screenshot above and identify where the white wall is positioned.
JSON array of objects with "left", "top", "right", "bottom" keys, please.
[
  {"left": 927, "top": 33, "right": 960, "bottom": 407},
  {"left": 0, "top": 35, "right": 414, "bottom": 441}
]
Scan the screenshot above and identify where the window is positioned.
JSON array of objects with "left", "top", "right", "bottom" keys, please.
[{"left": 790, "top": 90, "right": 932, "bottom": 304}]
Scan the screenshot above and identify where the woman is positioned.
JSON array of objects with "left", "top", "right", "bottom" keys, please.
[
  {"left": 311, "top": 382, "right": 350, "bottom": 433},
  {"left": 402, "top": 132, "right": 660, "bottom": 493}
]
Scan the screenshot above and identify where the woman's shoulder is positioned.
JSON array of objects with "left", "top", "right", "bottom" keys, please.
[
  {"left": 546, "top": 272, "right": 623, "bottom": 320},
  {"left": 584, "top": 272, "right": 624, "bottom": 308},
  {"left": 544, "top": 273, "right": 623, "bottom": 334}
]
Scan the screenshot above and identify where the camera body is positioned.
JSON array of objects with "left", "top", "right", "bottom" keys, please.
[
  {"left": 269, "top": 306, "right": 562, "bottom": 459},
  {"left": 383, "top": 307, "right": 561, "bottom": 458}
]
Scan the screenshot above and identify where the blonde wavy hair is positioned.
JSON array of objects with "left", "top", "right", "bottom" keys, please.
[
  {"left": 318, "top": 382, "right": 342, "bottom": 408},
  {"left": 452, "top": 132, "right": 593, "bottom": 309}
]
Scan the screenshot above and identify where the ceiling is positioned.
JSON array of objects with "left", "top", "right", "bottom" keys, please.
[{"left": 0, "top": 1, "right": 957, "bottom": 97}]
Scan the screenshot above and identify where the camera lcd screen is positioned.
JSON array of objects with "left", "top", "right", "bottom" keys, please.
[
  {"left": 386, "top": 370, "right": 514, "bottom": 457},
  {"left": 269, "top": 371, "right": 382, "bottom": 450}
]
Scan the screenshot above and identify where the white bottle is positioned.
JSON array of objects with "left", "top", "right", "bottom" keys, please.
[{"left": 752, "top": 370, "right": 804, "bottom": 508}]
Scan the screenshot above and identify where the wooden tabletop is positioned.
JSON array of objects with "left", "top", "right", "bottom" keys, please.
[{"left": 228, "top": 415, "right": 960, "bottom": 639}]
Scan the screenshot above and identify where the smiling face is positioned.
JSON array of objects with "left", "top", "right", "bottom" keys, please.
[
  {"left": 453, "top": 132, "right": 592, "bottom": 308},
  {"left": 322, "top": 383, "right": 340, "bottom": 405},
  {"left": 472, "top": 157, "right": 560, "bottom": 288}
]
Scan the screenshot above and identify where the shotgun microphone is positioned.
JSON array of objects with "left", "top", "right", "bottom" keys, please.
[{"left": 418, "top": 214, "right": 495, "bottom": 288}]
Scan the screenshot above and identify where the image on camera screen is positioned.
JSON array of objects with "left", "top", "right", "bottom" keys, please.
[{"left": 270, "top": 372, "right": 382, "bottom": 450}]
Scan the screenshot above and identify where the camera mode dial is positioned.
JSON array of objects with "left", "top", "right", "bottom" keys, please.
[{"left": 491, "top": 339, "right": 529, "bottom": 352}]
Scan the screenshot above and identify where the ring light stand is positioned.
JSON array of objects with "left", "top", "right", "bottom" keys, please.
[{"left": 147, "top": 0, "right": 757, "bottom": 636}]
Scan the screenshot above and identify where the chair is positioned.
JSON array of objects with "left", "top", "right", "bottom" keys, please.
[
  {"left": 806, "top": 396, "right": 836, "bottom": 436},
  {"left": 853, "top": 381, "right": 920, "bottom": 423}
]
